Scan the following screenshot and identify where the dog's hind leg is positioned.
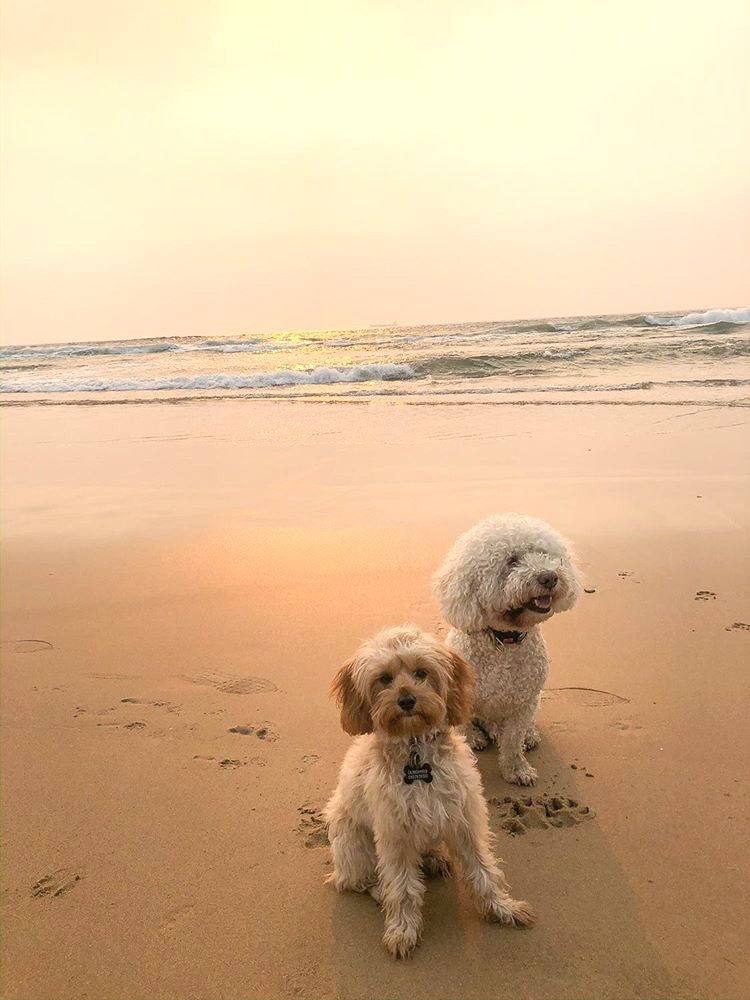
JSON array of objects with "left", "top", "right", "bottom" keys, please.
[
  {"left": 420, "top": 846, "right": 452, "bottom": 878},
  {"left": 523, "top": 724, "right": 541, "bottom": 751},
  {"left": 498, "top": 705, "right": 538, "bottom": 785},
  {"left": 461, "top": 719, "right": 492, "bottom": 751},
  {"left": 327, "top": 819, "right": 378, "bottom": 893}
]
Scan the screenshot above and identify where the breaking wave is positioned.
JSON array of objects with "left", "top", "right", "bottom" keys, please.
[
  {"left": 0, "top": 341, "right": 181, "bottom": 359},
  {"left": 644, "top": 307, "right": 750, "bottom": 328},
  {"left": 0, "top": 337, "right": 284, "bottom": 360},
  {"left": 2, "top": 307, "right": 747, "bottom": 406},
  {"left": 0, "top": 363, "right": 418, "bottom": 394}
]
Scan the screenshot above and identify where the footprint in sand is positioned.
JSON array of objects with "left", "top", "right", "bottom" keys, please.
[
  {"left": 228, "top": 723, "right": 279, "bottom": 741},
  {"left": 725, "top": 622, "right": 750, "bottom": 632},
  {"left": 95, "top": 718, "right": 147, "bottom": 731},
  {"left": 185, "top": 672, "right": 278, "bottom": 695},
  {"left": 160, "top": 903, "right": 195, "bottom": 933},
  {"left": 297, "top": 804, "right": 328, "bottom": 848},
  {"left": 546, "top": 719, "right": 574, "bottom": 734},
  {"left": 491, "top": 793, "right": 594, "bottom": 836},
  {"left": 283, "top": 964, "right": 329, "bottom": 1000},
  {"left": 297, "top": 753, "right": 320, "bottom": 773},
  {"left": 121, "top": 698, "right": 179, "bottom": 713},
  {"left": 2, "top": 639, "right": 53, "bottom": 655},
  {"left": 194, "top": 754, "right": 267, "bottom": 768},
  {"left": 610, "top": 719, "right": 643, "bottom": 732},
  {"left": 695, "top": 591, "right": 717, "bottom": 601},
  {"left": 75, "top": 706, "right": 115, "bottom": 718},
  {"left": 86, "top": 672, "right": 142, "bottom": 681},
  {"left": 543, "top": 687, "right": 629, "bottom": 707},
  {"left": 32, "top": 868, "right": 82, "bottom": 898}
]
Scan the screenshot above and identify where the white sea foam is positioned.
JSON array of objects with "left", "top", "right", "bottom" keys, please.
[
  {"left": 645, "top": 307, "right": 750, "bottom": 327},
  {"left": 0, "top": 363, "right": 418, "bottom": 394},
  {"left": 0, "top": 341, "right": 180, "bottom": 358},
  {"left": 2, "top": 309, "right": 747, "bottom": 407},
  {"left": 541, "top": 349, "right": 579, "bottom": 359},
  {"left": 186, "top": 340, "right": 288, "bottom": 354},
  {"left": 0, "top": 338, "right": 284, "bottom": 359}
]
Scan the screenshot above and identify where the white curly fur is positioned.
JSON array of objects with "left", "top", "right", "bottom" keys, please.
[
  {"left": 433, "top": 514, "right": 582, "bottom": 785},
  {"left": 324, "top": 626, "right": 534, "bottom": 959}
]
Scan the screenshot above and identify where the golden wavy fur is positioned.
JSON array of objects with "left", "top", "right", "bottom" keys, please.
[
  {"left": 324, "top": 625, "right": 534, "bottom": 959},
  {"left": 331, "top": 626, "right": 474, "bottom": 737}
]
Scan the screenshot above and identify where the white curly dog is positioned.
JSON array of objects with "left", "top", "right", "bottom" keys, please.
[
  {"left": 324, "top": 626, "right": 534, "bottom": 959},
  {"left": 433, "top": 514, "right": 582, "bottom": 786}
]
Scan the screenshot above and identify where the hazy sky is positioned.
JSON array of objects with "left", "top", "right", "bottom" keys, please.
[{"left": 1, "top": 0, "right": 748, "bottom": 345}]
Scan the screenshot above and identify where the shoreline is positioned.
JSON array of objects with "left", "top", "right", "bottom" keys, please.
[{"left": 3, "top": 395, "right": 749, "bottom": 407}]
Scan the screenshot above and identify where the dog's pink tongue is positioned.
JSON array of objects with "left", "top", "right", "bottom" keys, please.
[{"left": 533, "top": 596, "right": 552, "bottom": 609}]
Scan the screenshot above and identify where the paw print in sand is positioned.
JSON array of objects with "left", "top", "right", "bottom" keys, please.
[
  {"left": 297, "top": 804, "right": 328, "bottom": 848},
  {"left": 491, "top": 793, "right": 594, "bottom": 835},
  {"left": 32, "top": 868, "right": 82, "bottom": 899},
  {"left": 228, "top": 723, "right": 279, "bottom": 741}
]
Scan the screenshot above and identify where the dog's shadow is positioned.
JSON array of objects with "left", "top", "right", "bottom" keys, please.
[{"left": 323, "top": 734, "right": 675, "bottom": 1000}]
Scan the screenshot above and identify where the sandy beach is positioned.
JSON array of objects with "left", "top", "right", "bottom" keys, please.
[{"left": 2, "top": 399, "right": 749, "bottom": 1000}]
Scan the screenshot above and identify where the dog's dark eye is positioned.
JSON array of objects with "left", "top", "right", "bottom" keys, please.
[
  {"left": 507, "top": 554, "right": 519, "bottom": 567},
  {"left": 414, "top": 669, "right": 428, "bottom": 681},
  {"left": 378, "top": 673, "right": 393, "bottom": 686}
]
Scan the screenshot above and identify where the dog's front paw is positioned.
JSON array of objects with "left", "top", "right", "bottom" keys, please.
[
  {"left": 383, "top": 923, "right": 421, "bottom": 959},
  {"left": 482, "top": 894, "right": 536, "bottom": 927},
  {"left": 502, "top": 761, "right": 537, "bottom": 786}
]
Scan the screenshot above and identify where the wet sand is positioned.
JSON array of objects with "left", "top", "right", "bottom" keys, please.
[{"left": 2, "top": 400, "right": 749, "bottom": 1000}]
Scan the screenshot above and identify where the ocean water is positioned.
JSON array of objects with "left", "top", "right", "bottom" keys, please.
[{"left": 1, "top": 306, "right": 749, "bottom": 407}]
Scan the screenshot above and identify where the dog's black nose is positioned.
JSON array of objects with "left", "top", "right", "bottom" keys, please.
[
  {"left": 537, "top": 571, "right": 558, "bottom": 590},
  {"left": 398, "top": 693, "right": 417, "bottom": 712}
]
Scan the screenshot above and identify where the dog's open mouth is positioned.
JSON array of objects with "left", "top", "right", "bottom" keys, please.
[{"left": 526, "top": 595, "right": 552, "bottom": 614}]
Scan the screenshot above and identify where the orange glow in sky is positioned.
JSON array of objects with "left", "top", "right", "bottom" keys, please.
[{"left": 1, "top": 0, "right": 748, "bottom": 344}]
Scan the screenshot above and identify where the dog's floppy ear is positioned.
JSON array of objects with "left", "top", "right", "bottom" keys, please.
[
  {"left": 557, "top": 541, "right": 584, "bottom": 612},
  {"left": 331, "top": 656, "right": 373, "bottom": 735},
  {"left": 445, "top": 650, "right": 475, "bottom": 727},
  {"left": 432, "top": 553, "right": 485, "bottom": 632}
]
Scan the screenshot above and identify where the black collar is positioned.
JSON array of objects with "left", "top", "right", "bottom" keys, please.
[{"left": 488, "top": 627, "right": 527, "bottom": 646}]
